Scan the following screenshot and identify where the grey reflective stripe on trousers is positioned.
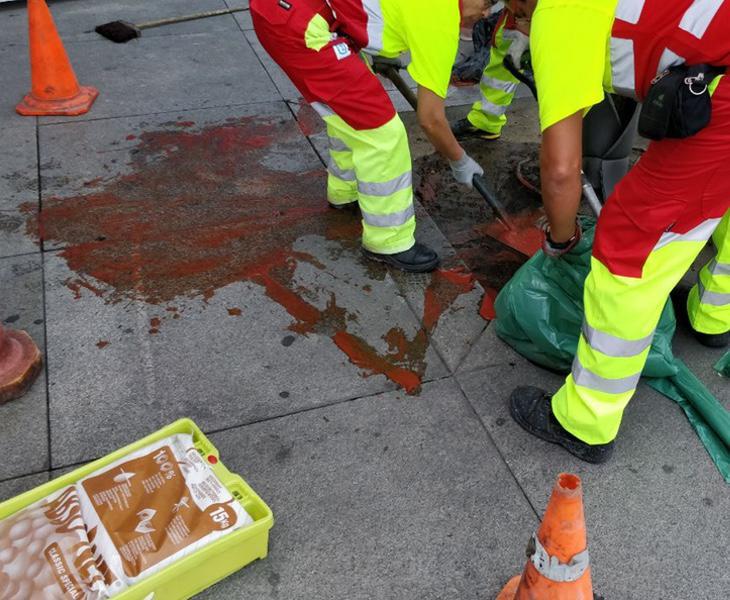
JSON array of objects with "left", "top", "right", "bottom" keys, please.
[
  {"left": 328, "top": 159, "right": 356, "bottom": 181},
  {"left": 708, "top": 258, "right": 730, "bottom": 277},
  {"left": 310, "top": 101, "right": 335, "bottom": 118},
  {"left": 480, "top": 98, "right": 508, "bottom": 116},
  {"left": 361, "top": 204, "right": 415, "bottom": 228},
  {"left": 572, "top": 357, "right": 642, "bottom": 395},
  {"left": 358, "top": 172, "right": 412, "bottom": 197},
  {"left": 481, "top": 75, "right": 519, "bottom": 94},
  {"left": 698, "top": 281, "right": 730, "bottom": 306},
  {"left": 582, "top": 321, "right": 654, "bottom": 357},
  {"left": 680, "top": 0, "right": 725, "bottom": 39},
  {"left": 654, "top": 217, "right": 721, "bottom": 251},
  {"left": 328, "top": 136, "right": 349, "bottom": 153},
  {"left": 529, "top": 534, "right": 590, "bottom": 583}
]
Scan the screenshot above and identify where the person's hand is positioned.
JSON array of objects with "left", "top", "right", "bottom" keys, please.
[
  {"left": 449, "top": 151, "right": 484, "bottom": 189},
  {"left": 542, "top": 220, "right": 582, "bottom": 257}
]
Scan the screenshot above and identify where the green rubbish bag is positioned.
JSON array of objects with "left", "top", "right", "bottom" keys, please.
[
  {"left": 494, "top": 218, "right": 678, "bottom": 378},
  {"left": 715, "top": 352, "right": 730, "bottom": 377},
  {"left": 495, "top": 218, "right": 730, "bottom": 482}
]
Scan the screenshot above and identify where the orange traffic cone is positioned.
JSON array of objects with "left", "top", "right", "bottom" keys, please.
[
  {"left": 497, "top": 473, "right": 593, "bottom": 600},
  {"left": 0, "top": 324, "right": 43, "bottom": 404},
  {"left": 16, "top": 0, "right": 98, "bottom": 116}
]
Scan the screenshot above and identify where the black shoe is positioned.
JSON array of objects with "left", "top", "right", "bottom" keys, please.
[
  {"left": 693, "top": 329, "right": 730, "bottom": 348},
  {"left": 363, "top": 242, "right": 440, "bottom": 273},
  {"left": 328, "top": 201, "right": 359, "bottom": 214},
  {"left": 509, "top": 386, "right": 615, "bottom": 464},
  {"left": 450, "top": 118, "right": 501, "bottom": 141}
]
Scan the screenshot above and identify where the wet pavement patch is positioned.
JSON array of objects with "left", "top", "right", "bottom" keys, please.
[{"left": 27, "top": 116, "right": 473, "bottom": 394}]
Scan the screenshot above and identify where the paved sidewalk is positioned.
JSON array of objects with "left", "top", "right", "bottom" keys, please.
[{"left": 0, "top": 1, "right": 727, "bottom": 599}]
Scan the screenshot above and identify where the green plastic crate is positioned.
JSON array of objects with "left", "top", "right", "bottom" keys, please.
[{"left": 0, "top": 418, "right": 274, "bottom": 600}]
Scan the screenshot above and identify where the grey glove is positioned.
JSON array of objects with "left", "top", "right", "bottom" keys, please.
[{"left": 449, "top": 151, "right": 484, "bottom": 189}]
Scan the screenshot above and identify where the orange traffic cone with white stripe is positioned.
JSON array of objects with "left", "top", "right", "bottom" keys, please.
[
  {"left": 497, "top": 473, "right": 593, "bottom": 600},
  {"left": 16, "top": 0, "right": 98, "bottom": 116}
]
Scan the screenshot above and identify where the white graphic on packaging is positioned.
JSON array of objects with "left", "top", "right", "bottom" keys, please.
[
  {"left": 113, "top": 467, "right": 136, "bottom": 484},
  {"left": 173, "top": 497, "right": 190, "bottom": 513},
  {"left": 134, "top": 509, "right": 157, "bottom": 534}
]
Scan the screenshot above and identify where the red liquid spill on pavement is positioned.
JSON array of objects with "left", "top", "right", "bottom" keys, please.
[
  {"left": 227, "top": 307, "right": 242, "bottom": 316},
  {"left": 479, "top": 288, "right": 498, "bottom": 321},
  {"left": 478, "top": 209, "right": 544, "bottom": 257},
  {"left": 26, "top": 117, "right": 472, "bottom": 394},
  {"left": 96, "top": 340, "right": 109, "bottom": 349}
]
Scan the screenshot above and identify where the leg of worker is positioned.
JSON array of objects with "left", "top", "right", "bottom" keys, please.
[
  {"left": 551, "top": 227, "right": 713, "bottom": 444},
  {"left": 325, "top": 123, "right": 358, "bottom": 207},
  {"left": 688, "top": 209, "right": 730, "bottom": 335},
  {"left": 465, "top": 17, "right": 520, "bottom": 136},
  {"left": 322, "top": 113, "right": 415, "bottom": 253}
]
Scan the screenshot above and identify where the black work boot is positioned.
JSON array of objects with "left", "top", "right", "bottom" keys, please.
[
  {"left": 693, "top": 329, "right": 730, "bottom": 349},
  {"left": 364, "top": 242, "right": 440, "bottom": 273},
  {"left": 328, "top": 201, "right": 359, "bottom": 214},
  {"left": 450, "top": 117, "right": 501, "bottom": 141},
  {"left": 509, "top": 386, "right": 615, "bottom": 464}
]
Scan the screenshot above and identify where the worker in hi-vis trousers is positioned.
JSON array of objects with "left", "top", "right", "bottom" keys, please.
[
  {"left": 506, "top": 0, "right": 730, "bottom": 463},
  {"left": 451, "top": 6, "right": 531, "bottom": 141},
  {"left": 250, "top": 0, "right": 492, "bottom": 272}
]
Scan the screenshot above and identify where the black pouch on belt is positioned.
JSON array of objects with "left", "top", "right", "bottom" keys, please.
[{"left": 638, "top": 64, "right": 726, "bottom": 141}]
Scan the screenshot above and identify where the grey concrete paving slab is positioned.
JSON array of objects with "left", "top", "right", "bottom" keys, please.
[
  {"left": 0, "top": 208, "right": 38, "bottom": 258},
  {"left": 0, "top": 254, "right": 48, "bottom": 480},
  {"left": 457, "top": 324, "right": 524, "bottom": 373},
  {"left": 457, "top": 337, "right": 730, "bottom": 600},
  {"left": 225, "top": 0, "right": 252, "bottom": 31},
  {"left": 0, "top": 122, "right": 37, "bottom": 212},
  {"left": 0, "top": 40, "right": 30, "bottom": 130},
  {"left": 39, "top": 103, "right": 449, "bottom": 468},
  {"left": 1, "top": 0, "right": 239, "bottom": 44},
  {"left": 198, "top": 378, "right": 537, "bottom": 600},
  {"left": 37, "top": 29, "right": 279, "bottom": 124},
  {"left": 0, "top": 472, "right": 49, "bottom": 504}
]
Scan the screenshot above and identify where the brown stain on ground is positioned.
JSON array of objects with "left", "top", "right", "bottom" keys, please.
[{"left": 27, "top": 116, "right": 473, "bottom": 394}]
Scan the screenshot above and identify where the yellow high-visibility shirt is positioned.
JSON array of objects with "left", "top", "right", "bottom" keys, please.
[
  {"left": 379, "top": 0, "right": 461, "bottom": 99},
  {"left": 530, "top": 0, "right": 618, "bottom": 131}
]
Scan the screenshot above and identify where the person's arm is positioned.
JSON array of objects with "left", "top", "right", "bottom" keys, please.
[
  {"left": 416, "top": 85, "right": 462, "bottom": 161},
  {"left": 540, "top": 110, "right": 583, "bottom": 242},
  {"left": 417, "top": 85, "right": 484, "bottom": 188}
]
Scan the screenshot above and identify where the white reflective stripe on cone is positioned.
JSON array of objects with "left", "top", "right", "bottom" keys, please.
[
  {"left": 699, "top": 281, "right": 730, "bottom": 306},
  {"left": 582, "top": 321, "right": 655, "bottom": 358},
  {"left": 615, "top": 0, "right": 645, "bottom": 25},
  {"left": 328, "top": 159, "right": 356, "bottom": 181},
  {"left": 529, "top": 534, "right": 590, "bottom": 583},
  {"left": 480, "top": 75, "right": 519, "bottom": 93},
  {"left": 708, "top": 258, "right": 730, "bottom": 276},
  {"left": 610, "top": 37, "right": 637, "bottom": 98},
  {"left": 480, "top": 98, "right": 508, "bottom": 116},
  {"left": 680, "top": 0, "right": 725, "bottom": 39},
  {"left": 358, "top": 172, "right": 412, "bottom": 197},
  {"left": 361, "top": 204, "right": 415, "bottom": 228},
  {"left": 572, "top": 356, "right": 642, "bottom": 395},
  {"left": 654, "top": 218, "right": 721, "bottom": 251}
]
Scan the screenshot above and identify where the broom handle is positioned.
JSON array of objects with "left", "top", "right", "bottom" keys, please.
[{"left": 137, "top": 8, "right": 248, "bottom": 30}]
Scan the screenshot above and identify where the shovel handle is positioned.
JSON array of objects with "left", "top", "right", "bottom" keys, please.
[
  {"left": 473, "top": 175, "right": 513, "bottom": 230},
  {"left": 138, "top": 8, "right": 248, "bottom": 30}
]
